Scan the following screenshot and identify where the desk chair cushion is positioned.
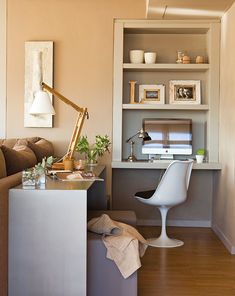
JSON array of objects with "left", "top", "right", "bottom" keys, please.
[{"left": 135, "top": 190, "right": 155, "bottom": 199}]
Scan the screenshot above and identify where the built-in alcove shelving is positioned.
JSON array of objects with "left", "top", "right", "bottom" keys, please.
[{"left": 112, "top": 19, "right": 220, "bottom": 167}]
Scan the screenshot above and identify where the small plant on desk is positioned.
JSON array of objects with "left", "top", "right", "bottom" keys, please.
[
  {"left": 34, "top": 156, "right": 54, "bottom": 186},
  {"left": 195, "top": 149, "right": 205, "bottom": 164},
  {"left": 76, "top": 135, "right": 111, "bottom": 165}
]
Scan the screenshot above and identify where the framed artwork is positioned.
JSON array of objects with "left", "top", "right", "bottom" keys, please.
[
  {"left": 24, "top": 41, "right": 53, "bottom": 127},
  {"left": 139, "top": 84, "right": 165, "bottom": 104},
  {"left": 169, "top": 80, "right": 201, "bottom": 104}
]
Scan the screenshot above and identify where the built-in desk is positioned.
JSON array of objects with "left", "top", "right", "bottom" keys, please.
[
  {"left": 112, "top": 160, "right": 222, "bottom": 170},
  {"left": 9, "top": 166, "right": 106, "bottom": 296},
  {"left": 112, "top": 161, "right": 222, "bottom": 227}
]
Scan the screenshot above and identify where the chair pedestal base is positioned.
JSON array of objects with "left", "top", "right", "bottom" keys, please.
[{"left": 147, "top": 237, "right": 184, "bottom": 248}]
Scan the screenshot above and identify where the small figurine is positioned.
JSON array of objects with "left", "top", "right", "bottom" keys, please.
[
  {"left": 182, "top": 55, "right": 190, "bottom": 64},
  {"left": 176, "top": 51, "right": 185, "bottom": 64}
]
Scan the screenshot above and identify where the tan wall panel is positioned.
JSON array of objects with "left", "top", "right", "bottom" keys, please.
[{"left": 6, "top": 0, "right": 145, "bottom": 194}]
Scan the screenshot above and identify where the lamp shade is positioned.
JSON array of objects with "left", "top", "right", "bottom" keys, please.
[
  {"left": 29, "top": 90, "right": 55, "bottom": 115},
  {"left": 138, "top": 128, "right": 151, "bottom": 141},
  {"left": 126, "top": 128, "right": 151, "bottom": 143}
]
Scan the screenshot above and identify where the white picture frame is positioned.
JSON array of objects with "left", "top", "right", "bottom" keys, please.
[
  {"left": 139, "top": 84, "right": 165, "bottom": 104},
  {"left": 169, "top": 80, "right": 201, "bottom": 104}
]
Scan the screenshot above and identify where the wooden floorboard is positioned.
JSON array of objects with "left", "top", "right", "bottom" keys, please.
[{"left": 138, "top": 226, "right": 235, "bottom": 296}]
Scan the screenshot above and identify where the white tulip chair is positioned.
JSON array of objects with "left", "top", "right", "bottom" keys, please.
[{"left": 135, "top": 160, "right": 194, "bottom": 248}]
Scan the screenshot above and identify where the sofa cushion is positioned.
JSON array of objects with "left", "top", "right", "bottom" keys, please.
[
  {"left": 0, "top": 137, "right": 41, "bottom": 148},
  {"left": 0, "top": 148, "right": 7, "bottom": 179},
  {"left": 0, "top": 139, "right": 18, "bottom": 149},
  {"left": 1, "top": 144, "right": 37, "bottom": 176},
  {"left": 27, "top": 138, "right": 54, "bottom": 163}
]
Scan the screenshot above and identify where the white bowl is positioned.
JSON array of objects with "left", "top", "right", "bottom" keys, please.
[
  {"left": 144, "top": 52, "right": 157, "bottom": 64},
  {"left": 129, "top": 50, "right": 144, "bottom": 63}
]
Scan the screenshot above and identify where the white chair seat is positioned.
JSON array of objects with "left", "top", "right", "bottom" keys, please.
[{"left": 135, "top": 160, "right": 194, "bottom": 248}]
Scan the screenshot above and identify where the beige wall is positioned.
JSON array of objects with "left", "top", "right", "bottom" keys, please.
[
  {"left": 213, "top": 2, "right": 235, "bottom": 253},
  {"left": 0, "top": 0, "right": 6, "bottom": 138},
  {"left": 6, "top": 0, "right": 145, "bottom": 193}
]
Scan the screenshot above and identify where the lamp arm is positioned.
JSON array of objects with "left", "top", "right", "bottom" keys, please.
[
  {"left": 42, "top": 82, "right": 84, "bottom": 113},
  {"left": 126, "top": 131, "right": 139, "bottom": 143},
  {"left": 41, "top": 82, "right": 89, "bottom": 161},
  {"left": 66, "top": 107, "right": 88, "bottom": 159}
]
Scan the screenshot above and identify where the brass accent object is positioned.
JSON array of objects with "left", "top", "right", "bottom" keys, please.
[{"left": 129, "top": 80, "right": 137, "bottom": 104}]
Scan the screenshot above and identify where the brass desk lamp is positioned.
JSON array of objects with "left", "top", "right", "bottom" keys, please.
[
  {"left": 30, "top": 82, "right": 89, "bottom": 168},
  {"left": 126, "top": 128, "right": 151, "bottom": 162}
]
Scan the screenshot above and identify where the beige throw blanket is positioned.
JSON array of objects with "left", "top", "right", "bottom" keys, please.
[{"left": 88, "top": 214, "right": 148, "bottom": 279}]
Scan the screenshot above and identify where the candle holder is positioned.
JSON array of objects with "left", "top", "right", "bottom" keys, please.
[
  {"left": 22, "top": 169, "right": 36, "bottom": 189},
  {"left": 129, "top": 80, "right": 137, "bottom": 104}
]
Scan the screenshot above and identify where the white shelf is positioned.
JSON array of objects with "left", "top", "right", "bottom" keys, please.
[
  {"left": 112, "top": 161, "right": 222, "bottom": 170},
  {"left": 122, "top": 103, "right": 209, "bottom": 110},
  {"left": 123, "top": 63, "right": 210, "bottom": 72}
]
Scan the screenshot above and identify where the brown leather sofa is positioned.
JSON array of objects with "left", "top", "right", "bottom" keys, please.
[{"left": 0, "top": 137, "right": 53, "bottom": 296}]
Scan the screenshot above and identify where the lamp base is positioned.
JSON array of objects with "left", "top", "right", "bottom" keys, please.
[
  {"left": 52, "top": 162, "right": 64, "bottom": 170},
  {"left": 127, "top": 155, "right": 137, "bottom": 162}
]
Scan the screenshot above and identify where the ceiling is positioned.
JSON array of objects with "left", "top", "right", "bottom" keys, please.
[{"left": 146, "top": 0, "right": 235, "bottom": 19}]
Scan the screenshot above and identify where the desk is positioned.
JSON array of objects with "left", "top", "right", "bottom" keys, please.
[
  {"left": 112, "top": 162, "right": 221, "bottom": 227},
  {"left": 112, "top": 160, "right": 222, "bottom": 170},
  {"left": 9, "top": 166, "right": 106, "bottom": 296}
]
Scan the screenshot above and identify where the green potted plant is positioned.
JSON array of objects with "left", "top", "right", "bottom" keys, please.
[
  {"left": 34, "top": 156, "right": 54, "bottom": 186},
  {"left": 76, "top": 135, "right": 111, "bottom": 165},
  {"left": 195, "top": 149, "right": 205, "bottom": 163}
]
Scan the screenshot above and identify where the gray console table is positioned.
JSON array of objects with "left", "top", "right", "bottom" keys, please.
[{"left": 9, "top": 166, "right": 106, "bottom": 296}]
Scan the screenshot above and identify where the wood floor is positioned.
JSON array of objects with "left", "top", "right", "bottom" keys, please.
[{"left": 137, "top": 227, "right": 235, "bottom": 296}]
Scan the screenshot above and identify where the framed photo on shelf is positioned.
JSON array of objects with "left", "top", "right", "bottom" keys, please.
[
  {"left": 139, "top": 84, "right": 165, "bottom": 104},
  {"left": 169, "top": 80, "right": 201, "bottom": 104}
]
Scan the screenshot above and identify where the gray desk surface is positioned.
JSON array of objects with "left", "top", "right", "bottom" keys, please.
[
  {"left": 112, "top": 161, "right": 222, "bottom": 170},
  {"left": 12, "top": 165, "right": 105, "bottom": 191}
]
